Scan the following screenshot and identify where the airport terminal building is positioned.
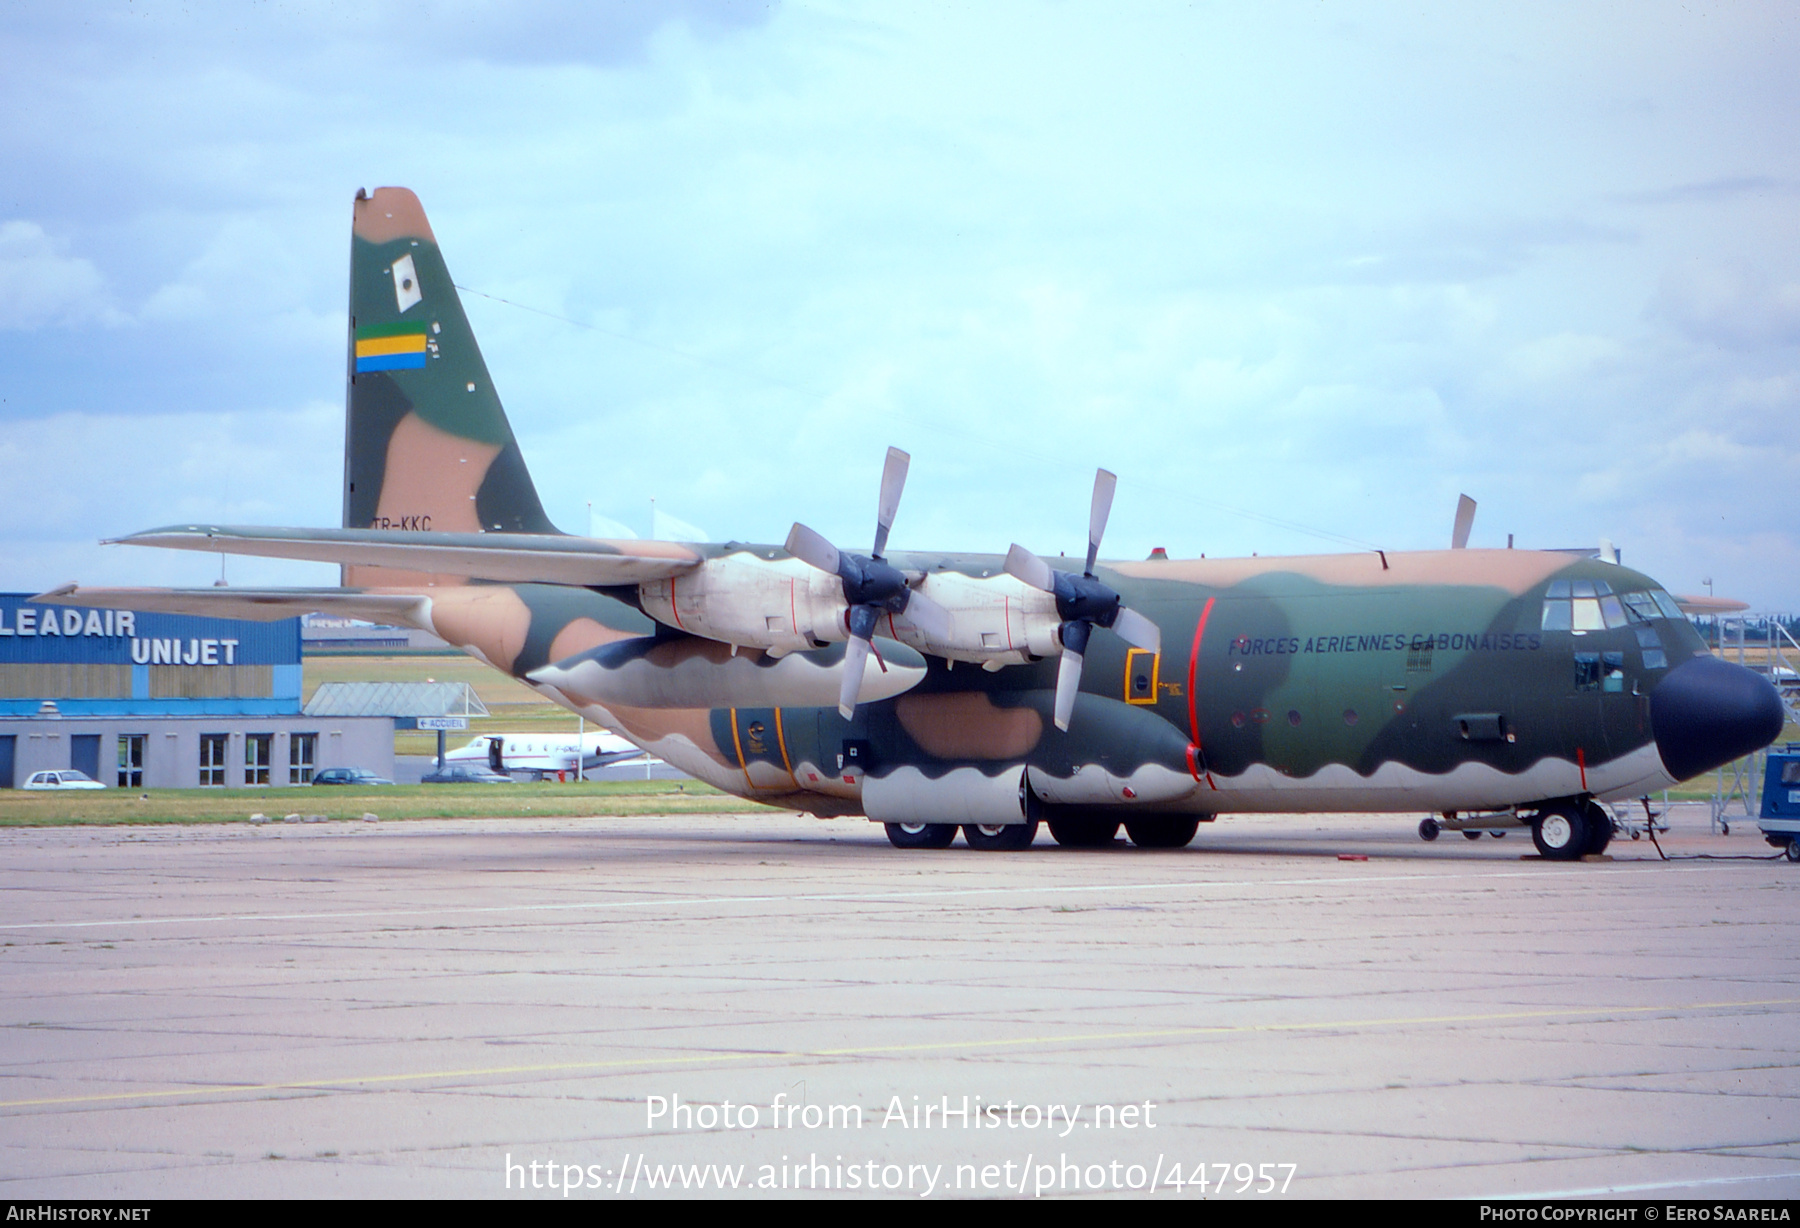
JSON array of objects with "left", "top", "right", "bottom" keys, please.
[{"left": 0, "top": 594, "right": 392, "bottom": 789}]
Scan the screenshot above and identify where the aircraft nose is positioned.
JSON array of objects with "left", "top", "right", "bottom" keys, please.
[{"left": 1650, "top": 655, "right": 1785, "bottom": 782}]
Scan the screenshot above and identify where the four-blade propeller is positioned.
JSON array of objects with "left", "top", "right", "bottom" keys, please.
[
  {"left": 786, "top": 447, "right": 954, "bottom": 719},
  {"left": 1005, "top": 468, "right": 1162, "bottom": 731}
]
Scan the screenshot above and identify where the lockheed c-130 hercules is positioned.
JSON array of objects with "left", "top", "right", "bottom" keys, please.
[{"left": 35, "top": 188, "right": 1786, "bottom": 860}]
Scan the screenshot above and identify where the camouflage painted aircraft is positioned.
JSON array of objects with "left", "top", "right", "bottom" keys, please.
[{"left": 37, "top": 188, "right": 1787, "bottom": 860}]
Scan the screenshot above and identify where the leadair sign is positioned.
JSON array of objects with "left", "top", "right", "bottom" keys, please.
[{"left": 0, "top": 594, "right": 299, "bottom": 667}]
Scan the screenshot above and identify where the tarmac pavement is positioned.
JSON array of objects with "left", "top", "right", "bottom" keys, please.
[{"left": 0, "top": 803, "right": 1794, "bottom": 1200}]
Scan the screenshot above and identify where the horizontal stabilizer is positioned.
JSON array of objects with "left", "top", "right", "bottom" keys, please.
[
  {"left": 30, "top": 584, "right": 433, "bottom": 628},
  {"left": 112, "top": 525, "right": 703, "bottom": 586}
]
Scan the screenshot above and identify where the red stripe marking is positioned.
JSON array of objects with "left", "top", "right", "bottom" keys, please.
[
  {"left": 668, "top": 578, "right": 684, "bottom": 630},
  {"left": 1577, "top": 746, "right": 1588, "bottom": 792},
  {"left": 1186, "top": 597, "right": 1217, "bottom": 788},
  {"left": 789, "top": 578, "right": 797, "bottom": 636}
]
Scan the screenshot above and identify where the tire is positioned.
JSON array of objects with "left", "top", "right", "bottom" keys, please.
[
  {"left": 963, "top": 819, "right": 1039, "bottom": 851},
  {"left": 885, "top": 822, "right": 957, "bottom": 850},
  {"left": 1532, "top": 803, "right": 1590, "bottom": 861},
  {"left": 1418, "top": 818, "right": 1440, "bottom": 842},
  {"left": 1463, "top": 829, "right": 1484, "bottom": 841},
  {"left": 1046, "top": 814, "right": 1121, "bottom": 848},
  {"left": 1124, "top": 816, "right": 1201, "bottom": 848},
  {"left": 1581, "top": 801, "right": 1614, "bottom": 856},
  {"left": 1786, "top": 840, "right": 1800, "bottom": 863}
]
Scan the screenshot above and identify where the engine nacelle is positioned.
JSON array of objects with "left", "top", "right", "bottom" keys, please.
[
  {"left": 897, "top": 569, "right": 1062, "bottom": 666},
  {"left": 637, "top": 551, "right": 1067, "bottom": 667},
  {"left": 529, "top": 633, "right": 928, "bottom": 710},
  {"left": 638, "top": 552, "right": 847, "bottom": 653}
]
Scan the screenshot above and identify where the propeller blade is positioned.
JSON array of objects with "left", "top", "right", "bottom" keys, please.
[
  {"left": 900, "top": 588, "right": 954, "bottom": 640},
  {"left": 1451, "top": 494, "right": 1475, "bottom": 550},
  {"left": 1053, "top": 647, "right": 1085, "bottom": 731},
  {"left": 1110, "top": 605, "right": 1162, "bottom": 654},
  {"left": 1086, "top": 468, "right": 1117, "bottom": 576},
  {"left": 873, "top": 447, "right": 910, "bottom": 559},
  {"left": 785, "top": 523, "right": 841, "bottom": 575},
  {"left": 838, "top": 632, "right": 873, "bottom": 719},
  {"left": 1004, "top": 543, "right": 1056, "bottom": 593}
]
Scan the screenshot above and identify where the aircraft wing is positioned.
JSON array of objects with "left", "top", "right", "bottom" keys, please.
[
  {"left": 30, "top": 584, "right": 434, "bottom": 628},
  {"left": 109, "top": 525, "right": 703, "bottom": 586}
]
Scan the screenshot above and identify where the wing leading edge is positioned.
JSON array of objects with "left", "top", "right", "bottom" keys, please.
[
  {"left": 109, "top": 525, "right": 703, "bottom": 587},
  {"left": 30, "top": 584, "right": 434, "bottom": 627}
]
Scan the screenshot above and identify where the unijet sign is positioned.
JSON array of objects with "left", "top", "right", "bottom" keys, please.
[{"left": 0, "top": 595, "right": 297, "bottom": 668}]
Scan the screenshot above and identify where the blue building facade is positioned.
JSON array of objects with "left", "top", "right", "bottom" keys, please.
[{"left": 0, "top": 595, "right": 391, "bottom": 789}]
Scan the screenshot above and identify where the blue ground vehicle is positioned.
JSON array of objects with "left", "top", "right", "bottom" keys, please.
[{"left": 1757, "top": 744, "right": 1800, "bottom": 861}]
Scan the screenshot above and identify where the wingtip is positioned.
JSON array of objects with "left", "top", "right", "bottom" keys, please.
[{"left": 28, "top": 583, "right": 78, "bottom": 603}]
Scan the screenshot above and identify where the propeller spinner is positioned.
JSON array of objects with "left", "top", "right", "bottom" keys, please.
[
  {"left": 786, "top": 447, "right": 953, "bottom": 719},
  {"left": 1005, "top": 468, "right": 1162, "bottom": 731}
]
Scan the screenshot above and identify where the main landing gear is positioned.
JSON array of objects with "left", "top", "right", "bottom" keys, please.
[
  {"left": 962, "top": 819, "right": 1040, "bottom": 851},
  {"left": 883, "top": 822, "right": 958, "bottom": 850},
  {"left": 882, "top": 812, "right": 1205, "bottom": 851}
]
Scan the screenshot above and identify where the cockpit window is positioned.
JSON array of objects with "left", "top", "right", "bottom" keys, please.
[
  {"left": 1545, "top": 582, "right": 1688, "bottom": 633},
  {"left": 1572, "top": 595, "right": 1605, "bottom": 631}
]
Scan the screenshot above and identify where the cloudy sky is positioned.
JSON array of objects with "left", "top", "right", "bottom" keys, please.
[{"left": 3, "top": 2, "right": 1798, "bottom": 609}]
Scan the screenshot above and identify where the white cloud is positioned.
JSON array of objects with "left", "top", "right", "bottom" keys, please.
[{"left": 0, "top": 222, "right": 123, "bottom": 330}]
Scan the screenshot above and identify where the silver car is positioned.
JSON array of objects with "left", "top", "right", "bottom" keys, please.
[{"left": 22, "top": 770, "right": 106, "bottom": 791}]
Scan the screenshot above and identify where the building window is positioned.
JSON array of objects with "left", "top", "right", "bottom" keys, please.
[
  {"left": 289, "top": 733, "right": 316, "bottom": 785},
  {"left": 199, "top": 734, "right": 228, "bottom": 786},
  {"left": 118, "top": 734, "right": 145, "bottom": 789},
  {"left": 245, "top": 734, "right": 272, "bottom": 786}
]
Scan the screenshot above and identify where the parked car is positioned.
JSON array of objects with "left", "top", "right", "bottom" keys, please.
[
  {"left": 22, "top": 770, "right": 106, "bottom": 791},
  {"left": 311, "top": 768, "right": 395, "bottom": 786},
  {"left": 421, "top": 765, "right": 515, "bottom": 784}
]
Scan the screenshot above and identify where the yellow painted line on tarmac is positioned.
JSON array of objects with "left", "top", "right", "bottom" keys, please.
[{"left": 4, "top": 996, "right": 1795, "bottom": 1112}]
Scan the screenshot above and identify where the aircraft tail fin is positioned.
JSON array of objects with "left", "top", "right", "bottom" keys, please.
[{"left": 343, "top": 188, "right": 558, "bottom": 584}]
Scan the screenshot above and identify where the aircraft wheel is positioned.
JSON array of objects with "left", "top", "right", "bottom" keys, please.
[
  {"left": 884, "top": 822, "right": 957, "bottom": 850},
  {"left": 1124, "top": 817, "right": 1201, "bottom": 849},
  {"left": 1418, "top": 818, "right": 1440, "bottom": 842},
  {"left": 963, "top": 819, "right": 1039, "bottom": 851},
  {"left": 1046, "top": 814, "right": 1120, "bottom": 848},
  {"left": 1722, "top": 822, "right": 1730, "bottom": 835},
  {"left": 1581, "top": 801, "right": 1614, "bottom": 856},
  {"left": 1785, "top": 840, "right": 1800, "bottom": 863},
  {"left": 1491, "top": 830, "right": 1507, "bottom": 839},
  {"left": 1462, "top": 829, "right": 1484, "bottom": 841},
  {"left": 1531, "top": 804, "right": 1589, "bottom": 861}
]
